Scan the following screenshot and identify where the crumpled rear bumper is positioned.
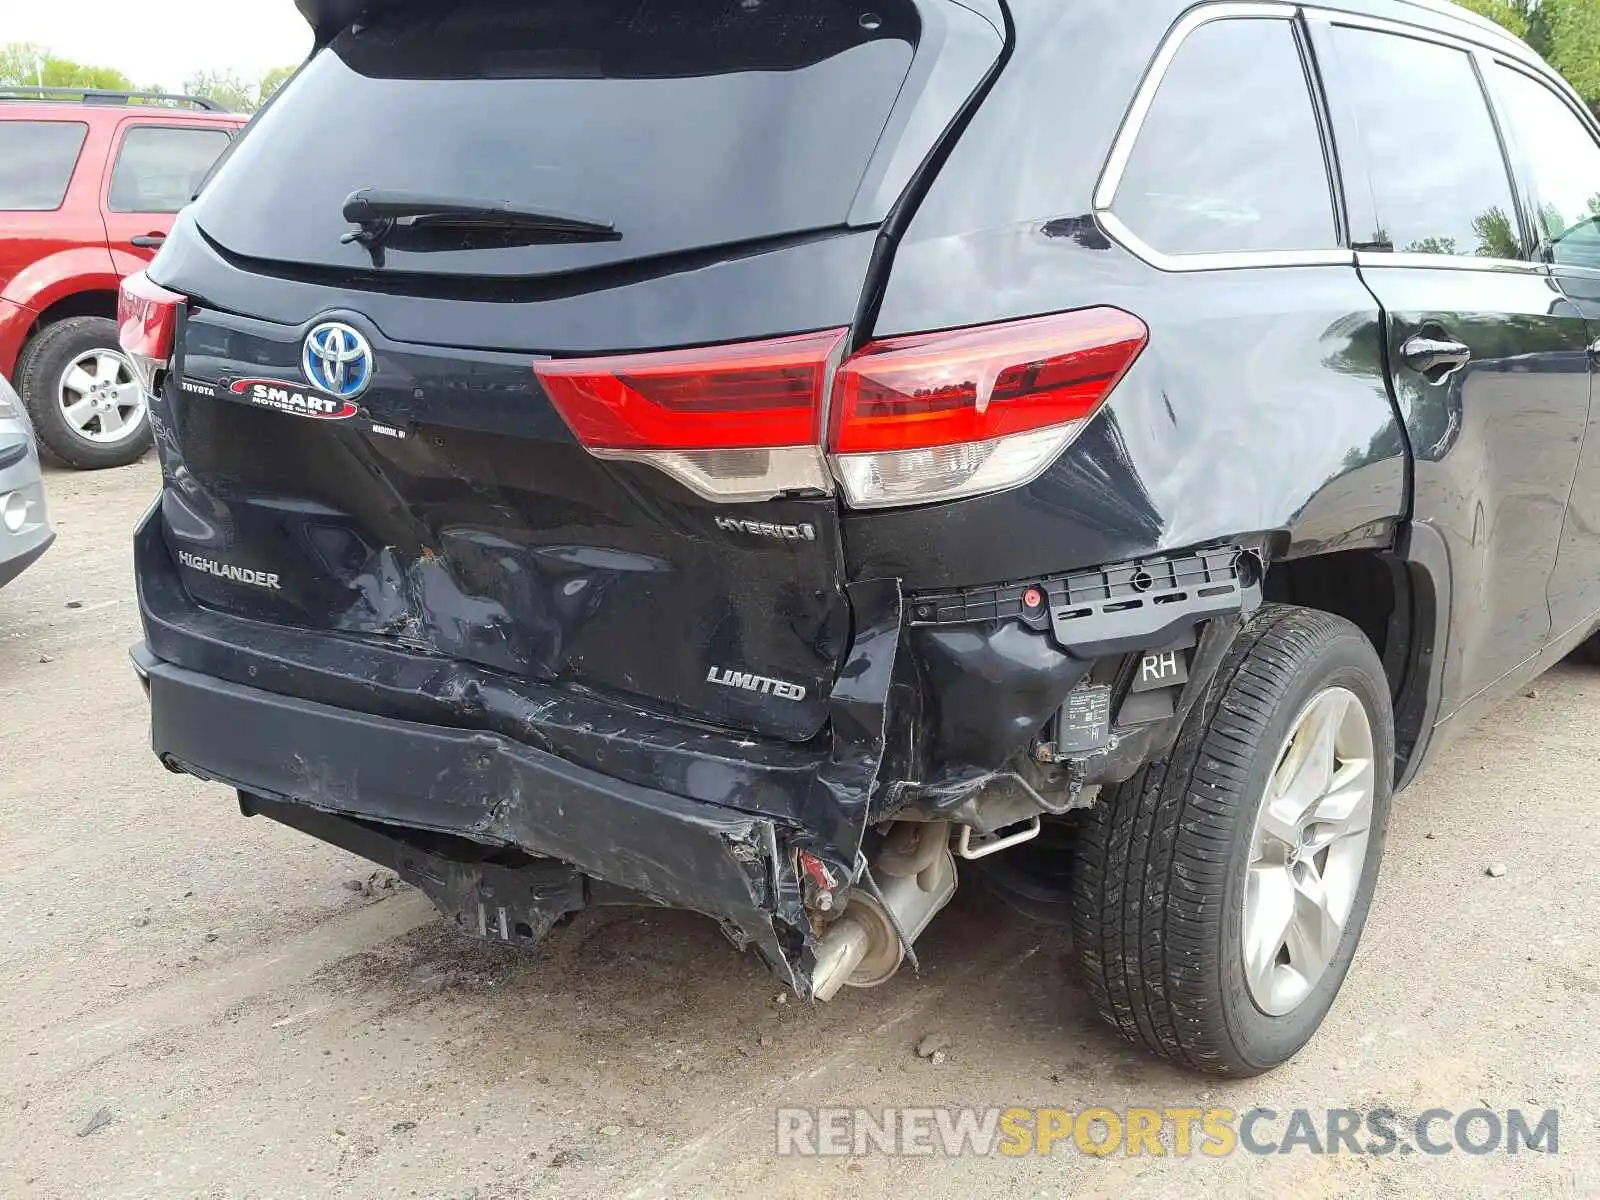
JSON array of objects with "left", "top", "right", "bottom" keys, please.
[
  {"left": 133, "top": 499, "right": 910, "bottom": 991},
  {"left": 134, "top": 496, "right": 903, "bottom": 870},
  {"left": 136, "top": 645, "right": 812, "bottom": 988}
]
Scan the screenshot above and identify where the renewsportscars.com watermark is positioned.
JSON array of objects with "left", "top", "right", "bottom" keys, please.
[{"left": 776, "top": 1107, "right": 1560, "bottom": 1158}]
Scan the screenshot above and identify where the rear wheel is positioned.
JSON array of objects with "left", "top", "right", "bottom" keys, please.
[
  {"left": 1070, "top": 604, "right": 1394, "bottom": 1077},
  {"left": 973, "top": 817, "right": 1077, "bottom": 925},
  {"left": 17, "top": 316, "right": 152, "bottom": 469}
]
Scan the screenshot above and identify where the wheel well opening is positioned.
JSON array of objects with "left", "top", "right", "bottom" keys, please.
[
  {"left": 1264, "top": 549, "right": 1437, "bottom": 787},
  {"left": 24, "top": 291, "right": 120, "bottom": 344}
]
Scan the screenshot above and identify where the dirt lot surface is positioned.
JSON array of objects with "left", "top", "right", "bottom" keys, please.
[{"left": 2, "top": 458, "right": 1596, "bottom": 1199}]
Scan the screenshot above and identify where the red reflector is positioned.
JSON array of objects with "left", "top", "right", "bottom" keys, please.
[
  {"left": 117, "top": 271, "right": 184, "bottom": 363},
  {"left": 829, "top": 308, "right": 1149, "bottom": 455},
  {"left": 535, "top": 328, "right": 847, "bottom": 451}
]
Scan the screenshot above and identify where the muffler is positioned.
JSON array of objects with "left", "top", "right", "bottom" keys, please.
[{"left": 811, "top": 822, "right": 958, "bottom": 1001}]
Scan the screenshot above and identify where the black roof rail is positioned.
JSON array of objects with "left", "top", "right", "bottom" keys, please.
[{"left": 0, "top": 87, "right": 225, "bottom": 112}]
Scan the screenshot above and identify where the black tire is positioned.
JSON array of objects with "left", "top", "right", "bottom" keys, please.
[
  {"left": 1070, "top": 604, "right": 1395, "bottom": 1077},
  {"left": 16, "top": 316, "right": 152, "bottom": 469},
  {"left": 973, "top": 817, "right": 1078, "bottom": 926}
]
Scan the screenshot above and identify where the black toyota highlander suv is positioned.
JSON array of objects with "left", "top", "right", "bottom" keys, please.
[{"left": 123, "top": 0, "right": 1600, "bottom": 1076}]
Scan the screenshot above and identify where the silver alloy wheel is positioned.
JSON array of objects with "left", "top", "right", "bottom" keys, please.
[
  {"left": 1242, "top": 686, "right": 1376, "bottom": 1016},
  {"left": 57, "top": 348, "right": 145, "bottom": 444}
]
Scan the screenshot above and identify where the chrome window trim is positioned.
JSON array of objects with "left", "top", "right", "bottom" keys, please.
[
  {"left": 1308, "top": 4, "right": 1579, "bottom": 130},
  {"left": 1488, "top": 55, "right": 1600, "bottom": 144},
  {"left": 1303, "top": 5, "right": 1527, "bottom": 62},
  {"left": 1354, "top": 251, "right": 1547, "bottom": 274},
  {"left": 1392, "top": 0, "right": 1531, "bottom": 47},
  {"left": 1093, "top": 2, "right": 1345, "bottom": 274},
  {"left": 1538, "top": 263, "right": 1600, "bottom": 280},
  {"left": 1097, "top": 211, "right": 1353, "bottom": 274}
]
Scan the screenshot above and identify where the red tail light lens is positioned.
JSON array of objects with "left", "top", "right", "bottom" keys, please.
[
  {"left": 535, "top": 328, "right": 847, "bottom": 451},
  {"left": 117, "top": 271, "right": 184, "bottom": 365},
  {"left": 535, "top": 309, "right": 1146, "bottom": 508},
  {"left": 830, "top": 308, "right": 1149, "bottom": 454},
  {"left": 828, "top": 308, "right": 1148, "bottom": 508}
]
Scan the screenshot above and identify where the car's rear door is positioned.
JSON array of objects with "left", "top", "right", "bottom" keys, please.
[
  {"left": 1310, "top": 13, "right": 1591, "bottom": 716},
  {"left": 0, "top": 115, "right": 102, "bottom": 298},
  {"left": 99, "top": 118, "right": 233, "bottom": 267},
  {"left": 1484, "top": 59, "right": 1600, "bottom": 647}
]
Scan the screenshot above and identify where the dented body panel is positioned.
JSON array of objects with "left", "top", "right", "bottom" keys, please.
[
  {"left": 146, "top": 654, "right": 809, "bottom": 983},
  {"left": 137, "top": 506, "right": 902, "bottom": 886},
  {"left": 862, "top": 0, "right": 1408, "bottom": 586},
  {"left": 159, "top": 298, "right": 855, "bottom": 744},
  {"left": 134, "top": 0, "right": 1574, "bottom": 998}
]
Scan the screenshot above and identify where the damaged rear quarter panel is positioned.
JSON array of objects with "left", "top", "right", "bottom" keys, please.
[
  {"left": 853, "top": 0, "right": 1406, "bottom": 586},
  {"left": 853, "top": 248, "right": 1405, "bottom": 586}
]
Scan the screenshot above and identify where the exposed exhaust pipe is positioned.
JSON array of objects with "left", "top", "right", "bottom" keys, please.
[{"left": 811, "top": 823, "right": 958, "bottom": 1001}]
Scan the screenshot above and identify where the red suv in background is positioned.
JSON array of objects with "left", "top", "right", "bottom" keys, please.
[{"left": 0, "top": 89, "right": 243, "bottom": 468}]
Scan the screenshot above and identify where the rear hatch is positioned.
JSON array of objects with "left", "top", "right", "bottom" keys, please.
[{"left": 151, "top": 0, "right": 1000, "bottom": 742}]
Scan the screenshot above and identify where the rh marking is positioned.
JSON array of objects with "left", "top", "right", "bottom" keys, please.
[{"left": 1141, "top": 651, "right": 1179, "bottom": 684}]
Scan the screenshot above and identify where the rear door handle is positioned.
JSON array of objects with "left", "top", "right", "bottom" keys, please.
[
  {"left": 1401, "top": 334, "right": 1472, "bottom": 383},
  {"left": 129, "top": 234, "right": 166, "bottom": 249}
]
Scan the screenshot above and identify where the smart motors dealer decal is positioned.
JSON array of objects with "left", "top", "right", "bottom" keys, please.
[{"left": 227, "top": 378, "right": 361, "bottom": 420}]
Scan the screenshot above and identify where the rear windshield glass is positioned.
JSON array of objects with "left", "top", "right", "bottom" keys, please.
[{"left": 193, "top": 0, "right": 920, "bottom": 277}]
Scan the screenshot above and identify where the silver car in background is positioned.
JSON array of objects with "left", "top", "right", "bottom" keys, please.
[{"left": 0, "top": 375, "right": 53, "bottom": 589}]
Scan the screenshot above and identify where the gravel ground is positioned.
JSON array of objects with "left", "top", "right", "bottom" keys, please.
[{"left": 1, "top": 458, "right": 1596, "bottom": 1199}]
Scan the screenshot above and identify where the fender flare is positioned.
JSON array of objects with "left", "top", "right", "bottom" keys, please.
[
  {"left": 0, "top": 248, "right": 125, "bottom": 378},
  {"left": 1392, "top": 519, "right": 1452, "bottom": 791},
  {"left": 0, "top": 246, "right": 122, "bottom": 318}
]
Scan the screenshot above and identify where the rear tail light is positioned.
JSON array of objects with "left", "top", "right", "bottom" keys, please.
[
  {"left": 117, "top": 272, "right": 186, "bottom": 394},
  {"left": 535, "top": 329, "right": 846, "bottom": 503},
  {"left": 536, "top": 307, "right": 1146, "bottom": 508},
  {"left": 829, "top": 308, "right": 1148, "bottom": 507}
]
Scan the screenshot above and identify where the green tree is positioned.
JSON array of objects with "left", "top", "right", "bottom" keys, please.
[
  {"left": 184, "top": 64, "right": 300, "bottom": 113},
  {"left": 1457, "top": 0, "right": 1531, "bottom": 39},
  {"left": 1456, "top": 0, "right": 1600, "bottom": 116},
  {"left": 184, "top": 68, "right": 257, "bottom": 113},
  {"left": 257, "top": 64, "right": 297, "bottom": 106},
  {"left": 0, "top": 42, "right": 135, "bottom": 92},
  {"left": 1533, "top": 0, "right": 1600, "bottom": 113},
  {"left": 1472, "top": 206, "right": 1522, "bottom": 259}
]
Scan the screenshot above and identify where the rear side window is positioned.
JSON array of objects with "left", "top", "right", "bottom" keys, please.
[
  {"left": 0, "top": 121, "right": 89, "bottom": 211},
  {"left": 1109, "top": 18, "right": 1336, "bottom": 257},
  {"left": 1328, "top": 28, "right": 1520, "bottom": 259},
  {"left": 192, "top": 0, "right": 921, "bottom": 277},
  {"left": 108, "top": 126, "right": 233, "bottom": 213},
  {"left": 1492, "top": 66, "right": 1600, "bottom": 270}
]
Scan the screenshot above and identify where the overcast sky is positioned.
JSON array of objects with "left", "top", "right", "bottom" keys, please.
[{"left": 10, "top": 0, "right": 313, "bottom": 90}]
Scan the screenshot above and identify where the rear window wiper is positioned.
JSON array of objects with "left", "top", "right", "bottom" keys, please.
[{"left": 340, "top": 188, "right": 620, "bottom": 258}]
